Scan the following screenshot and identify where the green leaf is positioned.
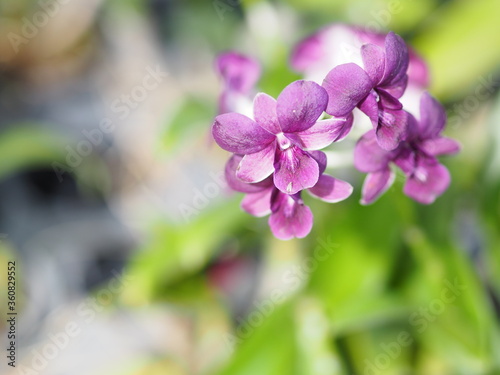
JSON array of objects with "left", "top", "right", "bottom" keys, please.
[
  {"left": 214, "top": 300, "right": 297, "bottom": 375},
  {"left": 413, "top": 0, "right": 500, "bottom": 100},
  {"left": 122, "top": 199, "right": 247, "bottom": 305},
  {"left": 161, "top": 97, "right": 215, "bottom": 155},
  {"left": 0, "top": 124, "right": 68, "bottom": 180}
]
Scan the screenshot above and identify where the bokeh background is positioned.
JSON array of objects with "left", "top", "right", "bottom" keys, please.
[{"left": 0, "top": 0, "right": 499, "bottom": 374}]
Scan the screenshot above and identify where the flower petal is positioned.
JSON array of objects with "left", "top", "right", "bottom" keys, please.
[
  {"left": 354, "top": 130, "right": 394, "bottom": 173},
  {"left": 419, "top": 92, "right": 446, "bottom": 139},
  {"left": 269, "top": 192, "right": 313, "bottom": 240},
  {"left": 277, "top": 80, "right": 328, "bottom": 133},
  {"left": 253, "top": 93, "right": 281, "bottom": 134},
  {"left": 290, "top": 32, "right": 325, "bottom": 72},
  {"left": 404, "top": 158, "right": 450, "bottom": 204},
  {"left": 361, "top": 169, "right": 395, "bottom": 205},
  {"left": 383, "top": 75, "right": 408, "bottom": 99},
  {"left": 356, "top": 27, "right": 386, "bottom": 47},
  {"left": 274, "top": 146, "right": 319, "bottom": 194},
  {"left": 212, "top": 113, "right": 274, "bottom": 154},
  {"left": 241, "top": 188, "right": 273, "bottom": 217},
  {"left": 215, "top": 52, "right": 261, "bottom": 93},
  {"left": 378, "top": 89, "right": 403, "bottom": 110},
  {"left": 376, "top": 108, "right": 408, "bottom": 150},
  {"left": 407, "top": 49, "right": 430, "bottom": 88},
  {"left": 289, "top": 113, "right": 354, "bottom": 149},
  {"left": 358, "top": 92, "right": 379, "bottom": 126},
  {"left": 237, "top": 142, "right": 276, "bottom": 183},
  {"left": 361, "top": 43, "right": 385, "bottom": 85},
  {"left": 309, "top": 150, "right": 327, "bottom": 174},
  {"left": 225, "top": 155, "right": 273, "bottom": 193},
  {"left": 323, "top": 63, "right": 373, "bottom": 117},
  {"left": 420, "top": 137, "right": 461, "bottom": 156},
  {"left": 381, "top": 32, "right": 409, "bottom": 87},
  {"left": 393, "top": 146, "right": 417, "bottom": 175},
  {"left": 403, "top": 112, "right": 421, "bottom": 142},
  {"left": 308, "top": 174, "right": 353, "bottom": 203},
  {"left": 291, "top": 24, "right": 366, "bottom": 78}
]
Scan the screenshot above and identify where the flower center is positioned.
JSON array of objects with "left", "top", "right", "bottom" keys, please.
[{"left": 276, "top": 132, "right": 292, "bottom": 150}]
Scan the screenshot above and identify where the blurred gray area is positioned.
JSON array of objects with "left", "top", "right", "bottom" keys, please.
[{"left": 0, "top": 0, "right": 236, "bottom": 373}]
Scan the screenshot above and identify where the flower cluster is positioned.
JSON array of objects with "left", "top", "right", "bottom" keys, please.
[{"left": 211, "top": 24, "right": 460, "bottom": 240}]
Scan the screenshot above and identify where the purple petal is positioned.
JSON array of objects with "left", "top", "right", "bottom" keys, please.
[
  {"left": 361, "top": 169, "right": 395, "bottom": 205},
  {"left": 277, "top": 80, "right": 328, "bottom": 133},
  {"left": 308, "top": 174, "right": 353, "bottom": 203},
  {"left": 212, "top": 113, "right": 275, "bottom": 154},
  {"left": 215, "top": 52, "right": 261, "bottom": 93},
  {"left": 289, "top": 113, "right": 354, "bottom": 150},
  {"left": 309, "top": 150, "right": 327, "bottom": 174},
  {"left": 419, "top": 92, "right": 446, "bottom": 139},
  {"left": 380, "top": 32, "right": 409, "bottom": 87},
  {"left": 393, "top": 146, "right": 417, "bottom": 175},
  {"left": 225, "top": 155, "right": 273, "bottom": 193},
  {"left": 356, "top": 27, "right": 386, "bottom": 47},
  {"left": 404, "top": 112, "right": 421, "bottom": 142},
  {"left": 407, "top": 49, "right": 430, "bottom": 88},
  {"left": 358, "top": 92, "right": 379, "bottom": 126},
  {"left": 218, "top": 91, "right": 231, "bottom": 114},
  {"left": 241, "top": 188, "right": 273, "bottom": 217},
  {"left": 383, "top": 74, "right": 408, "bottom": 99},
  {"left": 253, "top": 93, "right": 281, "bottom": 134},
  {"left": 376, "top": 108, "right": 408, "bottom": 150},
  {"left": 236, "top": 142, "right": 276, "bottom": 183},
  {"left": 274, "top": 146, "right": 320, "bottom": 194},
  {"left": 323, "top": 63, "right": 373, "bottom": 117},
  {"left": 361, "top": 43, "right": 385, "bottom": 85},
  {"left": 268, "top": 192, "right": 313, "bottom": 240},
  {"left": 290, "top": 24, "right": 363, "bottom": 79},
  {"left": 404, "top": 158, "right": 450, "bottom": 204},
  {"left": 354, "top": 130, "right": 394, "bottom": 173},
  {"left": 290, "top": 32, "right": 325, "bottom": 72},
  {"left": 378, "top": 89, "right": 403, "bottom": 110},
  {"left": 420, "top": 137, "right": 461, "bottom": 156}
]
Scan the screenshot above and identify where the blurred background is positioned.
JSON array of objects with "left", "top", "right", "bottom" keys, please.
[{"left": 0, "top": 0, "right": 499, "bottom": 374}]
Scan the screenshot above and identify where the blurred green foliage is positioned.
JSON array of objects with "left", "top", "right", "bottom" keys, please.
[{"left": 0, "top": 124, "right": 67, "bottom": 180}]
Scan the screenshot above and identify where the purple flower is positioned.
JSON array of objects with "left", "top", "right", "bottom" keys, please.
[
  {"left": 322, "top": 32, "right": 410, "bottom": 151},
  {"left": 225, "top": 154, "right": 353, "bottom": 240},
  {"left": 215, "top": 52, "right": 261, "bottom": 114},
  {"left": 354, "top": 92, "right": 460, "bottom": 204},
  {"left": 291, "top": 24, "right": 429, "bottom": 88},
  {"left": 352, "top": 28, "right": 430, "bottom": 89},
  {"left": 290, "top": 24, "right": 362, "bottom": 83},
  {"left": 212, "top": 80, "right": 353, "bottom": 195}
]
